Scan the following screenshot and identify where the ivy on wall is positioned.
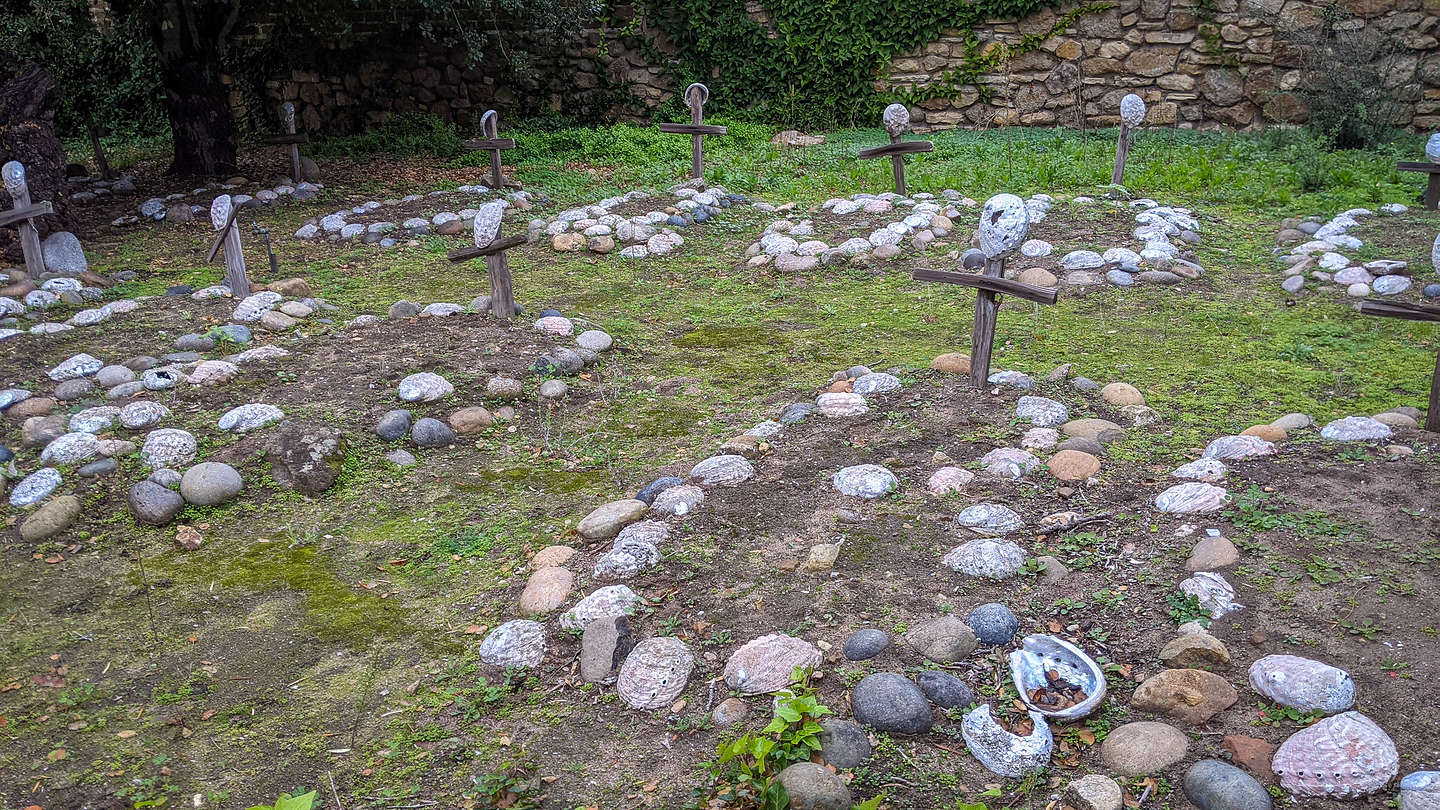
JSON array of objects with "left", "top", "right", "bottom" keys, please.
[{"left": 636, "top": 0, "right": 1110, "bottom": 129}]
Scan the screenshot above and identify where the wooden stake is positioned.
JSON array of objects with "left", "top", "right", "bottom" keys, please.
[
  {"left": 657, "top": 84, "right": 727, "bottom": 181},
  {"left": 2, "top": 161, "right": 48, "bottom": 277},
  {"left": 1111, "top": 123, "right": 1131, "bottom": 186}
]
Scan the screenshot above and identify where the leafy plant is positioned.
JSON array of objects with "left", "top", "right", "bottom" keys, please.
[
  {"left": 1252, "top": 701, "right": 1322, "bottom": 728},
  {"left": 690, "top": 669, "right": 835, "bottom": 809},
  {"left": 1166, "top": 591, "right": 1210, "bottom": 627},
  {"left": 246, "top": 791, "right": 317, "bottom": 810}
]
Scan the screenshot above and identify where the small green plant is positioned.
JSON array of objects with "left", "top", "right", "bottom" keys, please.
[
  {"left": 246, "top": 791, "right": 316, "bottom": 810},
  {"left": 1166, "top": 591, "right": 1210, "bottom": 627},
  {"left": 1051, "top": 597, "right": 1087, "bottom": 616},
  {"left": 1253, "top": 701, "right": 1322, "bottom": 727},
  {"left": 691, "top": 670, "right": 835, "bottom": 809},
  {"left": 471, "top": 747, "right": 545, "bottom": 809},
  {"left": 1339, "top": 618, "right": 1383, "bottom": 641}
]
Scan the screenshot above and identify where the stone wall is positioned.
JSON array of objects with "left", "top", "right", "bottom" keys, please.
[{"left": 251, "top": 0, "right": 1437, "bottom": 136}]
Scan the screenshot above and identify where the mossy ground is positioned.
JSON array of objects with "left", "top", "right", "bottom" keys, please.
[{"left": 2, "top": 123, "right": 1438, "bottom": 809}]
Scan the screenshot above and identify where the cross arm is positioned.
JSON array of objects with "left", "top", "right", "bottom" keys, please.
[
  {"left": 859, "top": 140, "right": 934, "bottom": 159},
  {"left": 464, "top": 138, "right": 517, "bottom": 152},
  {"left": 913, "top": 268, "right": 1059, "bottom": 305},
  {"left": 1397, "top": 162, "right": 1440, "bottom": 173},
  {"left": 1357, "top": 300, "right": 1440, "bottom": 323},
  {"left": 447, "top": 233, "right": 528, "bottom": 262},
  {"left": 262, "top": 134, "right": 310, "bottom": 145},
  {"left": 205, "top": 205, "right": 241, "bottom": 263},
  {"left": 0, "top": 200, "right": 53, "bottom": 228},
  {"left": 657, "top": 123, "right": 728, "bottom": 136}
]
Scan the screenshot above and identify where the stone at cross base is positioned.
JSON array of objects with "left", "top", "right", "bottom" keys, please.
[{"left": 0, "top": 59, "right": 72, "bottom": 263}]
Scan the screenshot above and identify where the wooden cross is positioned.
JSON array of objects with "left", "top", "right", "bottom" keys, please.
[
  {"left": 206, "top": 194, "right": 251, "bottom": 297},
  {"left": 2, "top": 161, "right": 55, "bottom": 277},
  {"left": 467, "top": 109, "right": 516, "bottom": 190},
  {"left": 1357, "top": 299, "right": 1440, "bottom": 431},
  {"left": 448, "top": 201, "right": 524, "bottom": 319},
  {"left": 859, "top": 103, "right": 932, "bottom": 197},
  {"left": 263, "top": 102, "right": 310, "bottom": 182},
  {"left": 913, "top": 193, "right": 1056, "bottom": 389},
  {"left": 1113, "top": 94, "right": 1146, "bottom": 186},
  {"left": 1396, "top": 162, "right": 1440, "bottom": 210},
  {"left": 657, "top": 83, "right": 727, "bottom": 180}
]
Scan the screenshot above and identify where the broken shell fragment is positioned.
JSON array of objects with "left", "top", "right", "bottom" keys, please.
[{"left": 962, "top": 703, "right": 1054, "bottom": 778}]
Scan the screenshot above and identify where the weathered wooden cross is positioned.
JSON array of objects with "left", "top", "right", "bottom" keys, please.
[
  {"left": 1357, "top": 297, "right": 1440, "bottom": 431},
  {"left": 913, "top": 193, "right": 1058, "bottom": 389},
  {"left": 2, "top": 161, "right": 55, "bottom": 277},
  {"left": 447, "top": 200, "right": 524, "bottom": 318},
  {"left": 468, "top": 109, "right": 516, "bottom": 190},
  {"left": 206, "top": 194, "right": 251, "bottom": 297},
  {"left": 657, "top": 83, "right": 727, "bottom": 180},
  {"left": 859, "top": 103, "right": 933, "bottom": 197},
  {"left": 264, "top": 102, "right": 310, "bottom": 182},
  {"left": 1396, "top": 134, "right": 1440, "bottom": 210},
  {"left": 1112, "top": 93, "right": 1146, "bottom": 186}
]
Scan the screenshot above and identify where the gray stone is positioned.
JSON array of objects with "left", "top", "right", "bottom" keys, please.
[
  {"left": 174, "top": 333, "right": 215, "bottom": 352},
  {"left": 918, "top": 670, "right": 975, "bottom": 708},
  {"left": 1320, "top": 416, "right": 1392, "bottom": 441},
  {"left": 818, "top": 718, "right": 872, "bottom": 769},
  {"left": 127, "top": 480, "right": 184, "bottom": 524},
  {"left": 148, "top": 468, "right": 182, "bottom": 488},
  {"left": 944, "top": 538, "right": 1027, "bottom": 578},
  {"left": 94, "top": 365, "right": 135, "bottom": 387},
  {"left": 48, "top": 353, "right": 103, "bottom": 381},
  {"left": 119, "top": 401, "right": 169, "bottom": 429},
  {"left": 576, "top": 330, "right": 614, "bottom": 352},
  {"left": 267, "top": 423, "right": 346, "bottom": 495},
  {"left": 1016, "top": 395, "right": 1068, "bottom": 426},
  {"left": 635, "top": 476, "right": 683, "bottom": 505},
  {"left": 775, "top": 762, "right": 852, "bottom": 810},
  {"left": 180, "top": 462, "right": 243, "bottom": 505},
  {"left": 411, "top": 417, "right": 456, "bottom": 447},
  {"left": 956, "top": 503, "right": 1024, "bottom": 535},
  {"left": 689, "top": 454, "right": 754, "bottom": 486},
  {"left": 217, "top": 403, "right": 284, "bottom": 433},
  {"left": 397, "top": 372, "right": 453, "bottom": 402},
  {"left": 9, "top": 467, "right": 62, "bottom": 507},
  {"left": 851, "top": 672, "right": 933, "bottom": 734},
  {"left": 53, "top": 378, "right": 95, "bottom": 401},
  {"left": 1183, "top": 760, "right": 1272, "bottom": 810},
  {"left": 40, "top": 431, "right": 101, "bottom": 465},
  {"left": 141, "top": 428, "right": 197, "bottom": 469},
  {"left": 41, "top": 231, "right": 87, "bottom": 273},
  {"left": 832, "top": 464, "right": 897, "bottom": 498},
  {"left": 842, "top": 629, "right": 890, "bottom": 661},
  {"left": 77, "top": 458, "right": 117, "bottom": 477},
  {"left": 966, "top": 603, "right": 1019, "bottom": 645},
  {"left": 580, "top": 615, "right": 634, "bottom": 684},
  {"left": 375, "top": 409, "right": 412, "bottom": 440},
  {"left": 779, "top": 402, "right": 814, "bottom": 424},
  {"left": 385, "top": 449, "right": 417, "bottom": 467},
  {"left": 1066, "top": 775, "right": 1125, "bottom": 810},
  {"left": 905, "top": 615, "right": 978, "bottom": 663}
]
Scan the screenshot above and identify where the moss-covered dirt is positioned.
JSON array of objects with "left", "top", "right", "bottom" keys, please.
[{"left": 2, "top": 124, "right": 1438, "bottom": 810}]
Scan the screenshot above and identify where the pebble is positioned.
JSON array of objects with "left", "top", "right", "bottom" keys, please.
[
  {"left": 127, "top": 480, "right": 184, "bottom": 524},
  {"left": 944, "top": 538, "right": 1027, "bottom": 579},
  {"left": 956, "top": 502, "right": 1023, "bottom": 535},
  {"left": 577, "top": 500, "right": 648, "bottom": 540},
  {"left": 775, "top": 762, "right": 852, "bottom": 810},
  {"left": 141, "top": 428, "right": 197, "bottom": 469},
  {"left": 831, "top": 464, "right": 897, "bottom": 498},
  {"left": 905, "top": 615, "right": 978, "bottom": 663},
  {"left": 385, "top": 449, "right": 417, "bottom": 467},
  {"left": 1131, "top": 669, "right": 1237, "bottom": 724},
  {"left": 217, "top": 403, "right": 284, "bottom": 433},
  {"left": 1067, "top": 775, "right": 1124, "bottom": 810},
  {"left": 689, "top": 454, "right": 754, "bottom": 486},
  {"left": 485, "top": 377, "right": 523, "bottom": 399},
  {"left": 1155, "top": 482, "right": 1229, "bottom": 513},
  {"left": 397, "top": 372, "right": 452, "bottom": 402}
]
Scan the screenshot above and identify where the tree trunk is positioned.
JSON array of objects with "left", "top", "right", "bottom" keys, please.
[
  {"left": 0, "top": 56, "right": 73, "bottom": 263},
  {"left": 153, "top": 0, "right": 239, "bottom": 177}
]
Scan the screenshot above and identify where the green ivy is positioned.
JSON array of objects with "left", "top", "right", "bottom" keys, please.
[{"left": 636, "top": 0, "right": 1110, "bottom": 129}]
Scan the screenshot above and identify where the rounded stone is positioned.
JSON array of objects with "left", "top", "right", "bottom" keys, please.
[
  {"left": 538, "top": 379, "right": 568, "bottom": 399},
  {"left": 54, "top": 378, "right": 95, "bottom": 401},
  {"left": 818, "top": 718, "right": 872, "bottom": 769},
  {"left": 842, "top": 629, "right": 891, "bottom": 661},
  {"left": 1100, "top": 721, "right": 1190, "bottom": 775},
  {"left": 179, "top": 462, "right": 244, "bottom": 506},
  {"left": 578, "top": 499, "right": 648, "bottom": 540},
  {"left": 375, "top": 409, "right": 412, "bottom": 440},
  {"left": 397, "top": 372, "right": 453, "bottom": 403},
  {"left": 1100, "top": 382, "right": 1145, "bottom": 406},
  {"left": 141, "top": 428, "right": 197, "bottom": 469},
  {"left": 19, "top": 495, "right": 82, "bottom": 541},
  {"left": 635, "top": 476, "right": 683, "bottom": 505},
  {"left": 1047, "top": 449, "right": 1101, "bottom": 481},
  {"left": 411, "top": 417, "right": 456, "bottom": 448},
  {"left": 832, "top": 464, "right": 898, "bottom": 498},
  {"left": 966, "top": 603, "right": 1019, "bottom": 645},
  {"left": 917, "top": 670, "right": 974, "bottom": 708},
  {"left": 775, "top": 762, "right": 852, "bottom": 810},
  {"left": 127, "top": 480, "right": 185, "bottom": 525},
  {"left": 851, "top": 672, "right": 933, "bottom": 735},
  {"left": 905, "top": 615, "right": 978, "bottom": 663},
  {"left": 448, "top": 406, "right": 493, "bottom": 435},
  {"left": 518, "top": 566, "right": 575, "bottom": 615},
  {"left": 1184, "top": 759, "right": 1272, "bottom": 810},
  {"left": 485, "top": 376, "right": 523, "bottom": 399},
  {"left": 1067, "top": 774, "right": 1124, "bottom": 810}
]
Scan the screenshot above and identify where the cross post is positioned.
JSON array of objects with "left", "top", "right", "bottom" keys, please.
[
  {"left": 448, "top": 201, "right": 523, "bottom": 319},
  {"left": 2, "top": 161, "right": 54, "bottom": 277},
  {"left": 1113, "top": 94, "right": 1146, "bottom": 186},
  {"left": 206, "top": 194, "right": 251, "bottom": 297},
  {"left": 657, "top": 83, "right": 727, "bottom": 180},
  {"left": 859, "top": 104, "right": 933, "bottom": 196},
  {"left": 913, "top": 193, "right": 1055, "bottom": 389},
  {"left": 1356, "top": 299, "right": 1440, "bottom": 431},
  {"left": 263, "top": 103, "right": 311, "bottom": 182},
  {"left": 1396, "top": 162, "right": 1440, "bottom": 210},
  {"left": 468, "top": 110, "right": 518, "bottom": 190}
]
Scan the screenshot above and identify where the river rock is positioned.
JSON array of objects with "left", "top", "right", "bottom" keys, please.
[
  {"left": 905, "top": 615, "right": 978, "bottom": 663},
  {"left": 141, "top": 428, "right": 197, "bottom": 469},
  {"left": 217, "top": 403, "right": 283, "bottom": 433},
  {"left": 851, "top": 673, "right": 933, "bottom": 734},
  {"left": 956, "top": 503, "right": 1023, "bottom": 535},
  {"left": 775, "top": 762, "right": 852, "bottom": 810},
  {"left": 917, "top": 670, "right": 974, "bottom": 708},
  {"left": 397, "top": 372, "right": 453, "bottom": 402},
  {"left": 578, "top": 499, "right": 648, "bottom": 539},
  {"left": 127, "top": 480, "right": 184, "bottom": 524},
  {"left": 818, "top": 719, "right": 872, "bottom": 769},
  {"left": 832, "top": 464, "right": 897, "bottom": 498},
  {"left": 1155, "top": 482, "right": 1229, "bottom": 513},
  {"left": 966, "top": 603, "right": 1019, "bottom": 645},
  {"left": 19, "top": 495, "right": 82, "bottom": 541},
  {"left": 519, "top": 566, "right": 575, "bottom": 615},
  {"left": 944, "top": 538, "right": 1027, "bottom": 579},
  {"left": 842, "top": 629, "right": 890, "bottom": 660},
  {"left": 179, "top": 462, "right": 243, "bottom": 505},
  {"left": 1066, "top": 775, "right": 1124, "bottom": 810},
  {"left": 560, "top": 584, "right": 640, "bottom": 631},
  {"left": 1184, "top": 760, "right": 1272, "bottom": 810},
  {"left": 689, "top": 454, "right": 754, "bottom": 486},
  {"left": 1100, "top": 721, "right": 1189, "bottom": 775},
  {"left": 1131, "top": 669, "right": 1237, "bottom": 724},
  {"left": 479, "top": 619, "right": 546, "bottom": 669}
]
